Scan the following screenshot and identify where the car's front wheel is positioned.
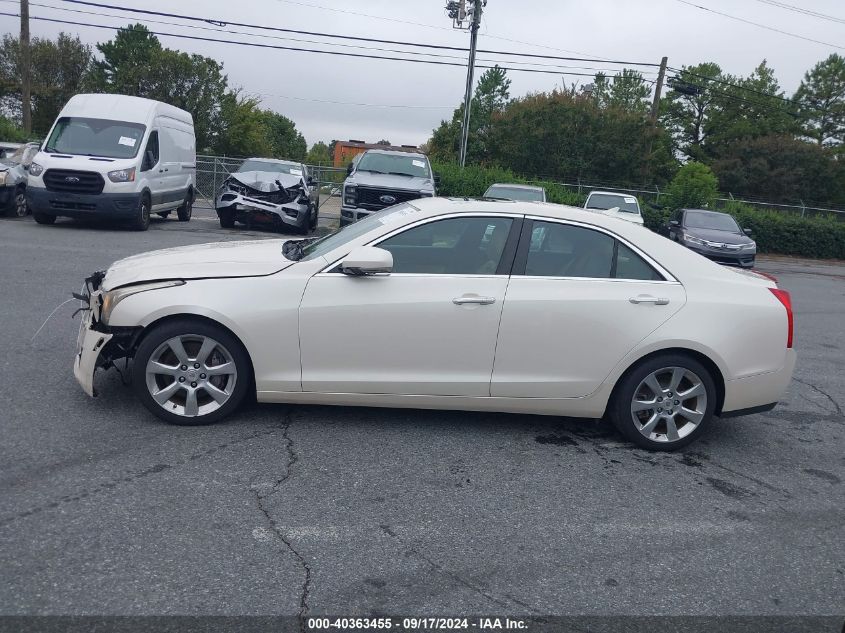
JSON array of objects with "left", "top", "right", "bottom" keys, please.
[
  {"left": 218, "top": 209, "right": 235, "bottom": 228},
  {"left": 133, "top": 319, "right": 251, "bottom": 426},
  {"left": 608, "top": 353, "right": 716, "bottom": 451},
  {"left": 10, "top": 186, "right": 28, "bottom": 217}
]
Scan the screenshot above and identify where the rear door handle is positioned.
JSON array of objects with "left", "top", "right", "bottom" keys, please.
[
  {"left": 630, "top": 295, "right": 669, "bottom": 305},
  {"left": 453, "top": 296, "right": 496, "bottom": 305}
]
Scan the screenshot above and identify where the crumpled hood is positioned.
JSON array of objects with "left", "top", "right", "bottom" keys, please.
[
  {"left": 348, "top": 171, "right": 435, "bottom": 193},
  {"left": 228, "top": 171, "right": 303, "bottom": 192},
  {"left": 686, "top": 227, "right": 753, "bottom": 245},
  {"left": 102, "top": 239, "right": 295, "bottom": 290}
]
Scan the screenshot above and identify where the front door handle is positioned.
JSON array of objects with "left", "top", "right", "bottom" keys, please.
[
  {"left": 629, "top": 295, "right": 669, "bottom": 305},
  {"left": 453, "top": 295, "right": 496, "bottom": 305}
]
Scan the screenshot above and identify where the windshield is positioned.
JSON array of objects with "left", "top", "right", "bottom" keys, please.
[
  {"left": 684, "top": 211, "right": 740, "bottom": 232},
  {"left": 485, "top": 185, "right": 544, "bottom": 202},
  {"left": 296, "top": 203, "right": 416, "bottom": 262},
  {"left": 44, "top": 117, "right": 146, "bottom": 159},
  {"left": 238, "top": 159, "right": 303, "bottom": 175},
  {"left": 586, "top": 193, "right": 640, "bottom": 214},
  {"left": 356, "top": 152, "right": 430, "bottom": 178}
]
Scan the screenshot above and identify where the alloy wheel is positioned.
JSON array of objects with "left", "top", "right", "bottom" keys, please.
[
  {"left": 13, "top": 190, "right": 27, "bottom": 217},
  {"left": 630, "top": 366, "right": 707, "bottom": 443},
  {"left": 145, "top": 334, "right": 238, "bottom": 417}
]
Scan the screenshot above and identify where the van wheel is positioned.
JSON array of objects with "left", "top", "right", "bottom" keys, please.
[
  {"left": 608, "top": 353, "right": 716, "bottom": 451},
  {"left": 33, "top": 211, "right": 56, "bottom": 225},
  {"left": 131, "top": 194, "right": 151, "bottom": 231},
  {"left": 177, "top": 191, "right": 193, "bottom": 222},
  {"left": 218, "top": 209, "right": 235, "bottom": 228}
]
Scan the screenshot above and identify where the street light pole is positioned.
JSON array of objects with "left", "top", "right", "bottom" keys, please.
[{"left": 458, "top": 0, "right": 482, "bottom": 167}]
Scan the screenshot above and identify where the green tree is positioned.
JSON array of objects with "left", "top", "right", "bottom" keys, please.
[
  {"left": 660, "top": 62, "right": 722, "bottom": 160},
  {"left": 214, "top": 94, "right": 271, "bottom": 157},
  {"left": 592, "top": 68, "right": 651, "bottom": 114},
  {"left": 0, "top": 33, "right": 92, "bottom": 135},
  {"left": 663, "top": 161, "right": 719, "bottom": 209},
  {"left": 375, "top": 139, "right": 391, "bottom": 145},
  {"left": 794, "top": 53, "right": 845, "bottom": 146},
  {"left": 259, "top": 109, "right": 307, "bottom": 160},
  {"left": 306, "top": 141, "right": 332, "bottom": 165},
  {"left": 428, "top": 65, "right": 511, "bottom": 164},
  {"left": 0, "top": 115, "right": 28, "bottom": 141},
  {"left": 86, "top": 24, "right": 229, "bottom": 150}
]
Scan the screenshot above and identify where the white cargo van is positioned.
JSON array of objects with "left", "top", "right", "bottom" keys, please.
[{"left": 27, "top": 94, "right": 196, "bottom": 231}]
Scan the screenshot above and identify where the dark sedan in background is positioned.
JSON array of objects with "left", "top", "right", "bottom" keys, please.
[{"left": 665, "top": 208, "right": 757, "bottom": 268}]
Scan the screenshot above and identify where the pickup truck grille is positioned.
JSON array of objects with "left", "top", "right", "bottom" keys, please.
[
  {"left": 43, "top": 169, "right": 105, "bottom": 195},
  {"left": 356, "top": 187, "right": 423, "bottom": 211}
]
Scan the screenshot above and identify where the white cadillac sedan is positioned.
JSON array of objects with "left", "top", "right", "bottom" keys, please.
[{"left": 74, "top": 198, "right": 795, "bottom": 450}]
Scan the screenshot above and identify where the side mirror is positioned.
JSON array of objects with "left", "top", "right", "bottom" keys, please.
[
  {"left": 341, "top": 246, "right": 393, "bottom": 276},
  {"left": 307, "top": 175, "right": 315, "bottom": 186},
  {"left": 346, "top": 163, "right": 354, "bottom": 176},
  {"left": 669, "top": 220, "right": 680, "bottom": 227},
  {"left": 743, "top": 228, "right": 752, "bottom": 236}
]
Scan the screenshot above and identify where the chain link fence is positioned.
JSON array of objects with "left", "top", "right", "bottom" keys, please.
[{"left": 195, "top": 154, "right": 845, "bottom": 221}]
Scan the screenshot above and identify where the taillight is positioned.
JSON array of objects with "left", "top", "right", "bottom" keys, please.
[{"left": 769, "top": 288, "right": 793, "bottom": 348}]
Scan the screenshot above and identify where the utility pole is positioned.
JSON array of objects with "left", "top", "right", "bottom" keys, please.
[
  {"left": 447, "top": 0, "right": 484, "bottom": 167},
  {"left": 20, "top": 0, "right": 31, "bottom": 134},
  {"left": 649, "top": 56, "right": 668, "bottom": 122}
]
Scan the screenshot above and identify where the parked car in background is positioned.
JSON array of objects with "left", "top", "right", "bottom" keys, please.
[
  {"left": 666, "top": 208, "right": 756, "bottom": 268},
  {"left": 0, "top": 142, "right": 39, "bottom": 217},
  {"left": 73, "top": 198, "right": 794, "bottom": 451},
  {"left": 215, "top": 158, "right": 318, "bottom": 234},
  {"left": 585, "top": 190, "right": 644, "bottom": 225},
  {"left": 341, "top": 149, "right": 437, "bottom": 225},
  {"left": 26, "top": 93, "right": 196, "bottom": 231},
  {"left": 483, "top": 183, "right": 546, "bottom": 202}
]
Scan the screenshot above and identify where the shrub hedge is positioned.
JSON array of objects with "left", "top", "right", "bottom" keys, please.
[{"left": 433, "top": 162, "right": 845, "bottom": 260}]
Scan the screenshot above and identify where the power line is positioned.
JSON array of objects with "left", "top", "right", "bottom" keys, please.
[
  {"left": 752, "top": 0, "right": 845, "bottom": 25},
  {"left": 0, "top": 11, "right": 621, "bottom": 78},
  {"left": 668, "top": 66, "right": 800, "bottom": 106},
  {"left": 674, "top": 0, "right": 845, "bottom": 50},
  {"left": 49, "top": 0, "right": 661, "bottom": 67}
]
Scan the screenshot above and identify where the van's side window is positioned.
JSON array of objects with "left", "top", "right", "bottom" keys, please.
[{"left": 143, "top": 131, "right": 159, "bottom": 170}]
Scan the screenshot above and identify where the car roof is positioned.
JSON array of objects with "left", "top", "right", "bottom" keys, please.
[
  {"left": 244, "top": 157, "right": 301, "bottom": 164},
  {"left": 587, "top": 190, "right": 637, "bottom": 197},
  {"left": 486, "top": 183, "right": 545, "bottom": 191},
  {"left": 681, "top": 208, "right": 727, "bottom": 215}
]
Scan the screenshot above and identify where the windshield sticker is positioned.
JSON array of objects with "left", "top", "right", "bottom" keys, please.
[
  {"left": 290, "top": 169, "right": 302, "bottom": 176},
  {"left": 624, "top": 196, "right": 637, "bottom": 203},
  {"left": 118, "top": 136, "right": 137, "bottom": 147},
  {"left": 412, "top": 159, "right": 425, "bottom": 168}
]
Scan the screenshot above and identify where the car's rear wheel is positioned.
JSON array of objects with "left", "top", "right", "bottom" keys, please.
[
  {"left": 609, "top": 354, "right": 716, "bottom": 451},
  {"left": 10, "top": 186, "right": 28, "bottom": 217},
  {"left": 132, "top": 319, "right": 251, "bottom": 426}
]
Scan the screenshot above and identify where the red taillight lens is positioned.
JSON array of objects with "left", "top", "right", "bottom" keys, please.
[{"left": 769, "top": 288, "right": 793, "bottom": 349}]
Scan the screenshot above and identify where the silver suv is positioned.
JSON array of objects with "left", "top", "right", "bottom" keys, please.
[{"left": 340, "top": 149, "right": 437, "bottom": 225}]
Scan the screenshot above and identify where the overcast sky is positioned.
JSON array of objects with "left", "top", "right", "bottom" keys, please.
[{"left": 2, "top": 0, "right": 844, "bottom": 147}]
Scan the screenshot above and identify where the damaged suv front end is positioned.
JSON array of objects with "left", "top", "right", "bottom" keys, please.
[{"left": 215, "top": 158, "right": 317, "bottom": 233}]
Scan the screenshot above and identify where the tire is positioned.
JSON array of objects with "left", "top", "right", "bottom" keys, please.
[
  {"left": 33, "top": 211, "right": 56, "bottom": 225},
  {"left": 217, "top": 208, "right": 235, "bottom": 228},
  {"left": 309, "top": 204, "right": 318, "bottom": 231},
  {"left": 132, "top": 318, "right": 251, "bottom": 426},
  {"left": 9, "top": 186, "right": 28, "bottom": 218},
  {"left": 608, "top": 353, "right": 716, "bottom": 451},
  {"left": 177, "top": 190, "right": 193, "bottom": 222},
  {"left": 131, "top": 193, "right": 151, "bottom": 231}
]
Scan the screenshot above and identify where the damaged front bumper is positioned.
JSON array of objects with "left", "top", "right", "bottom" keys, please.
[
  {"left": 73, "top": 308, "right": 113, "bottom": 397},
  {"left": 216, "top": 191, "right": 309, "bottom": 227}
]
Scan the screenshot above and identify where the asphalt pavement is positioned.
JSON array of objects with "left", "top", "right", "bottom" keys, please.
[{"left": 0, "top": 209, "right": 842, "bottom": 624}]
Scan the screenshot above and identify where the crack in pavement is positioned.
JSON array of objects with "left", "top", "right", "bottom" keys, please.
[
  {"left": 792, "top": 377, "right": 843, "bottom": 416},
  {"left": 251, "top": 412, "right": 312, "bottom": 630},
  {"left": 0, "top": 425, "right": 282, "bottom": 530},
  {"left": 378, "top": 524, "right": 541, "bottom": 615}
]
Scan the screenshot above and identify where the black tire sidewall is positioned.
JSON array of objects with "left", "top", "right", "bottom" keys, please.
[
  {"left": 177, "top": 192, "right": 193, "bottom": 221},
  {"left": 13, "top": 186, "right": 27, "bottom": 217},
  {"left": 610, "top": 353, "right": 717, "bottom": 451},
  {"left": 217, "top": 209, "right": 235, "bottom": 228},
  {"left": 132, "top": 319, "right": 251, "bottom": 426},
  {"left": 133, "top": 195, "right": 151, "bottom": 231}
]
